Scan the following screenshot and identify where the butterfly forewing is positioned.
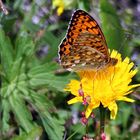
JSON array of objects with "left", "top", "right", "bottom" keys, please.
[{"left": 59, "top": 10, "right": 111, "bottom": 71}]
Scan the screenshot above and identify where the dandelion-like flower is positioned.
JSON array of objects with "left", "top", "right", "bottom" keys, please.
[
  {"left": 65, "top": 50, "right": 140, "bottom": 119},
  {"left": 52, "top": 0, "right": 64, "bottom": 15},
  {"left": 52, "top": 0, "right": 74, "bottom": 15}
]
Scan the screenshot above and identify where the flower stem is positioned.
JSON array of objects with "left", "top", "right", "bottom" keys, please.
[{"left": 99, "top": 104, "right": 106, "bottom": 139}]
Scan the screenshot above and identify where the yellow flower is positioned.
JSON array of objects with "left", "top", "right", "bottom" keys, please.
[
  {"left": 52, "top": 0, "right": 75, "bottom": 15},
  {"left": 52, "top": 0, "right": 64, "bottom": 15},
  {"left": 65, "top": 50, "right": 140, "bottom": 119}
]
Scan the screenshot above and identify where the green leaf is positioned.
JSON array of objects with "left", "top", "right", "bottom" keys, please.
[
  {"left": 29, "top": 90, "right": 53, "bottom": 114},
  {"left": 28, "top": 63, "right": 58, "bottom": 75},
  {"left": 41, "top": 116, "right": 65, "bottom": 140},
  {"left": 28, "top": 63, "right": 75, "bottom": 92},
  {"left": 118, "top": 102, "right": 132, "bottom": 129},
  {"left": 29, "top": 91, "right": 65, "bottom": 140},
  {"left": 12, "top": 126, "right": 42, "bottom": 140},
  {"left": 99, "top": 0, "right": 124, "bottom": 52},
  {"left": 1, "top": 81, "right": 16, "bottom": 98},
  {"left": 41, "top": 31, "right": 61, "bottom": 62},
  {"left": 15, "top": 32, "right": 35, "bottom": 60},
  {"left": 0, "top": 14, "right": 17, "bottom": 33},
  {"left": 8, "top": 91, "right": 35, "bottom": 132},
  {"left": 13, "top": 0, "right": 24, "bottom": 10},
  {"left": 8, "top": 57, "right": 23, "bottom": 81},
  {"left": 17, "top": 73, "right": 29, "bottom": 96},
  {"left": 78, "top": 0, "right": 90, "bottom": 11},
  {"left": 0, "top": 27, "right": 13, "bottom": 75},
  {"left": 1, "top": 99, "right": 10, "bottom": 132},
  {"left": 29, "top": 74, "right": 73, "bottom": 92},
  {"left": 1, "top": 59, "right": 26, "bottom": 98}
]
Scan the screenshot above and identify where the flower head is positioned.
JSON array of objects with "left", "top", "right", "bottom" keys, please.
[
  {"left": 52, "top": 0, "right": 75, "bottom": 15},
  {"left": 65, "top": 50, "right": 140, "bottom": 119},
  {"left": 52, "top": 0, "right": 64, "bottom": 15}
]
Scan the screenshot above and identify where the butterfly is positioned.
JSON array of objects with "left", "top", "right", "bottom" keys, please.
[{"left": 58, "top": 10, "right": 118, "bottom": 71}]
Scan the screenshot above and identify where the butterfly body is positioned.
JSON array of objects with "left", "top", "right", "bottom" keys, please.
[{"left": 58, "top": 10, "right": 118, "bottom": 71}]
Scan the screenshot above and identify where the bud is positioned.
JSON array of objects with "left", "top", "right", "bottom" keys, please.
[
  {"left": 81, "top": 111, "right": 85, "bottom": 117},
  {"left": 101, "top": 132, "right": 106, "bottom": 140},
  {"left": 82, "top": 98, "right": 88, "bottom": 105},
  {"left": 78, "top": 89, "right": 84, "bottom": 96},
  {"left": 81, "top": 117, "right": 88, "bottom": 125}
]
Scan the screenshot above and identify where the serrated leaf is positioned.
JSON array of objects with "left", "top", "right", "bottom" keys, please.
[
  {"left": 17, "top": 73, "right": 29, "bottom": 96},
  {"left": 15, "top": 32, "right": 35, "bottom": 60},
  {"left": 41, "top": 116, "right": 65, "bottom": 140},
  {"left": 8, "top": 91, "right": 35, "bottom": 132},
  {"left": 28, "top": 63, "right": 75, "bottom": 92},
  {"left": 28, "top": 63, "right": 58, "bottom": 75},
  {"left": 28, "top": 91, "right": 65, "bottom": 140},
  {"left": 29, "top": 90, "right": 53, "bottom": 113},
  {"left": 1, "top": 65, "right": 27, "bottom": 98},
  {"left": 99, "top": 0, "right": 124, "bottom": 51},
  {"left": 1, "top": 99, "right": 10, "bottom": 132},
  {"left": 8, "top": 57, "right": 22, "bottom": 81},
  {"left": 0, "top": 27, "right": 13, "bottom": 76},
  {"left": 12, "top": 126, "right": 42, "bottom": 140},
  {"left": 17, "top": 82, "right": 29, "bottom": 96},
  {"left": 29, "top": 74, "right": 73, "bottom": 92},
  {"left": 1, "top": 81, "right": 16, "bottom": 98}
]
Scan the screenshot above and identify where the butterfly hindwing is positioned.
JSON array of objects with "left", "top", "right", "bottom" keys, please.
[{"left": 59, "top": 32, "right": 108, "bottom": 70}]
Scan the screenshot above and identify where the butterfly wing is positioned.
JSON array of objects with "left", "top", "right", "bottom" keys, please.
[{"left": 59, "top": 10, "right": 110, "bottom": 70}]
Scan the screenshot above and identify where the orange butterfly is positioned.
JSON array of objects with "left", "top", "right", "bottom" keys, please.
[{"left": 58, "top": 10, "right": 118, "bottom": 71}]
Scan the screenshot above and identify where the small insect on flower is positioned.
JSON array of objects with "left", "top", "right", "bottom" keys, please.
[
  {"left": 58, "top": 10, "right": 140, "bottom": 119},
  {"left": 58, "top": 10, "right": 118, "bottom": 71},
  {"left": 65, "top": 50, "right": 140, "bottom": 119}
]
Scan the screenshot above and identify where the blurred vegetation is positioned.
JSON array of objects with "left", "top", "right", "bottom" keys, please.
[{"left": 0, "top": 0, "right": 140, "bottom": 140}]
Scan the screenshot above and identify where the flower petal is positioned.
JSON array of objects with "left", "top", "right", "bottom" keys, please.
[
  {"left": 117, "top": 96, "right": 135, "bottom": 102},
  {"left": 108, "top": 102, "right": 118, "bottom": 119},
  {"left": 64, "top": 50, "right": 140, "bottom": 119},
  {"left": 85, "top": 101, "right": 100, "bottom": 118},
  {"left": 67, "top": 97, "right": 82, "bottom": 104}
]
